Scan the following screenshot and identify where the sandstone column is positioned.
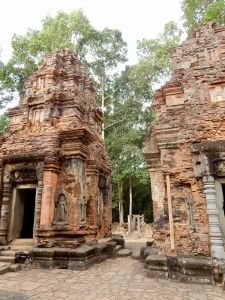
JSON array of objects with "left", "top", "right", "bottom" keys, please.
[
  {"left": 39, "top": 161, "right": 60, "bottom": 229},
  {"left": 203, "top": 175, "right": 225, "bottom": 258}
]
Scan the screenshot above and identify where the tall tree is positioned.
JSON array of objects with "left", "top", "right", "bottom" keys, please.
[
  {"left": 181, "top": 0, "right": 225, "bottom": 34},
  {"left": 109, "top": 22, "right": 182, "bottom": 224},
  {"left": 105, "top": 66, "right": 153, "bottom": 223},
  {"left": 130, "top": 21, "right": 182, "bottom": 94},
  {"left": 88, "top": 28, "right": 127, "bottom": 138}
]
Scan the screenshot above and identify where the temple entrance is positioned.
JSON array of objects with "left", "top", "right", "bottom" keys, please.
[
  {"left": 7, "top": 184, "right": 37, "bottom": 242},
  {"left": 20, "top": 189, "right": 36, "bottom": 238}
]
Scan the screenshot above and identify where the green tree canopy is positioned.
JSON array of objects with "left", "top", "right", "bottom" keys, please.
[
  {"left": 105, "top": 66, "right": 154, "bottom": 222},
  {"left": 181, "top": 0, "right": 225, "bottom": 34},
  {"left": 129, "top": 21, "right": 183, "bottom": 96}
]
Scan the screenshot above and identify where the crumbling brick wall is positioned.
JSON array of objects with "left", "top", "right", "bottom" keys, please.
[{"left": 144, "top": 22, "right": 225, "bottom": 256}]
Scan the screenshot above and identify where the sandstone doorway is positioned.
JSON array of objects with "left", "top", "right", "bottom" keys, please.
[{"left": 7, "top": 184, "right": 37, "bottom": 242}]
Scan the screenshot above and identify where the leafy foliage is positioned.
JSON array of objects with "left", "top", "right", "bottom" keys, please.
[
  {"left": 105, "top": 66, "right": 154, "bottom": 223},
  {"left": 130, "top": 21, "right": 183, "bottom": 94},
  {"left": 181, "top": 0, "right": 225, "bottom": 34},
  {"left": 0, "top": 113, "right": 10, "bottom": 135},
  {"left": 203, "top": 0, "right": 225, "bottom": 24}
]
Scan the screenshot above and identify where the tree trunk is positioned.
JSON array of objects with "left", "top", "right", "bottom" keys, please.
[
  {"left": 118, "top": 180, "right": 124, "bottom": 224},
  {"left": 129, "top": 176, "right": 132, "bottom": 225},
  {"left": 101, "top": 72, "right": 105, "bottom": 140}
]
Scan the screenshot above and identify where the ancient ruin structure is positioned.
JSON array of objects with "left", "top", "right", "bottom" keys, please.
[
  {"left": 144, "top": 22, "right": 225, "bottom": 260},
  {"left": 0, "top": 48, "right": 112, "bottom": 248}
]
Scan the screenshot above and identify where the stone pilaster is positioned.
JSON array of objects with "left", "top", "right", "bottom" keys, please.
[
  {"left": 0, "top": 182, "right": 12, "bottom": 245},
  {"left": 203, "top": 175, "right": 225, "bottom": 259}
]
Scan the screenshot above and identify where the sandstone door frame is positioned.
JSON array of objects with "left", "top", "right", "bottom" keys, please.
[
  {"left": 203, "top": 175, "right": 225, "bottom": 259},
  {"left": 7, "top": 183, "right": 38, "bottom": 243},
  {"left": 214, "top": 178, "right": 225, "bottom": 244}
]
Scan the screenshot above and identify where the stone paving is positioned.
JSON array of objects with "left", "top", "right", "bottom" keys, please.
[{"left": 0, "top": 256, "right": 224, "bottom": 300}]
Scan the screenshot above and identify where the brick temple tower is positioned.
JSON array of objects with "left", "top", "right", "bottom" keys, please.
[{"left": 0, "top": 48, "right": 112, "bottom": 248}]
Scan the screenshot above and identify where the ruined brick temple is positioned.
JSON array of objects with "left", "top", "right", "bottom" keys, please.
[
  {"left": 0, "top": 49, "right": 112, "bottom": 247},
  {"left": 144, "top": 22, "right": 225, "bottom": 259}
]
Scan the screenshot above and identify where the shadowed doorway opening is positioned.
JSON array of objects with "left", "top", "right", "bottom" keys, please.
[
  {"left": 20, "top": 189, "right": 36, "bottom": 238},
  {"left": 11, "top": 188, "right": 36, "bottom": 239}
]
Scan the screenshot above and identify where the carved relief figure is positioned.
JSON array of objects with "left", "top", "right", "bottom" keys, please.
[
  {"left": 183, "top": 188, "right": 195, "bottom": 233},
  {"left": 79, "top": 196, "right": 87, "bottom": 224},
  {"left": 54, "top": 193, "right": 68, "bottom": 224}
]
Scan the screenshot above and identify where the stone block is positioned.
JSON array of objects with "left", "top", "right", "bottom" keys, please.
[
  {"left": 16, "top": 250, "right": 34, "bottom": 265},
  {"left": 145, "top": 254, "right": 167, "bottom": 266},
  {"left": 147, "top": 269, "right": 168, "bottom": 279},
  {"left": 144, "top": 247, "right": 158, "bottom": 258},
  {"left": 70, "top": 245, "right": 95, "bottom": 260},
  {"left": 112, "top": 234, "right": 125, "bottom": 248},
  {"left": 53, "top": 248, "right": 70, "bottom": 269},
  {"left": 177, "top": 256, "right": 213, "bottom": 284},
  {"left": 117, "top": 249, "right": 132, "bottom": 257},
  {"left": 94, "top": 244, "right": 109, "bottom": 263},
  {"left": 68, "top": 256, "right": 96, "bottom": 271},
  {"left": 139, "top": 246, "right": 147, "bottom": 262},
  {"left": 104, "top": 242, "right": 117, "bottom": 257},
  {"left": 178, "top": 275, "right": 214, "bottom": 285}
]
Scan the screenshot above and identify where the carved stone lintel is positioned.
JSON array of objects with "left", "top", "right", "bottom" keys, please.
[{"left": 10, "top": 168, "right": 37, "bottom": 182}]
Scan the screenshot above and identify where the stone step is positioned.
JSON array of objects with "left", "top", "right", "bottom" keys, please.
[
  {"left": 7, "top": 245, "right": 32, "bottom": 251},
  {"left": 131, "top": 252, "right": 140, "bottom": 260},
  {"left": 126, "top": 234, "right": 140, "bottom": 240},
  {"left": 116, "top": 245, "right": 122, "bottom": 252},
  {"left": 9, "top": 239, "right": 33, "bottom": 246},
  {"left": 0, "top": 250, "right": 16, "bottom": 257},
  {"left": 0, "top": 262, "right": 11, "bottom": 275},
  {"left": 9, "top": 264, "right": 21, "bottom": 272},
  {"left": 117, "top": 249, "right": 132, "bottom": 257},
  {"left": 0, "top": 256, "right": 15, "bottom": 263}
]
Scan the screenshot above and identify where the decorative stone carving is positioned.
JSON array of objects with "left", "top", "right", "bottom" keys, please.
[
  {"left": 183, "top": 188, "right": 195, "bottom": 233},
  {"left": 166, "top": 94, "right": 185, "bottom": 106},
  {"left": 214, "top": 160, "right": 225, "bottom": 175},
  {"left": 10, "top": 168, "right": 37, "bottom": 182},
  {"left": 53, "top": 191, "right": 69, "bottom": 225},
  {"left": 97, "top": 191, "right": 103, "bottom": 221},
  {"left": 79, "top": 196, "right": 87, "bottom": 225},
  {"left": 210, "top": 86, "right": 225, "bottom": 102}
]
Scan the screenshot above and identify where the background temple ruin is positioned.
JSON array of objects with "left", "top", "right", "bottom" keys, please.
[{"left": 144, "top": 22, "right": 225, "bottom": 259}]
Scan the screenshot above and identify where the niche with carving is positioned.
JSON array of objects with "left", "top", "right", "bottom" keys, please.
[
  {"left": 183, "top": 188, "right": 195, "bottom": 233},
  {"left": 53, "top": 190, "right": 69, "bottom": 225}
]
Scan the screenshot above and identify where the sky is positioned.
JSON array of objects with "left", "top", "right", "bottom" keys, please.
[{"left": 0, "top": 0, "right": 183, "bottom": 65}]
